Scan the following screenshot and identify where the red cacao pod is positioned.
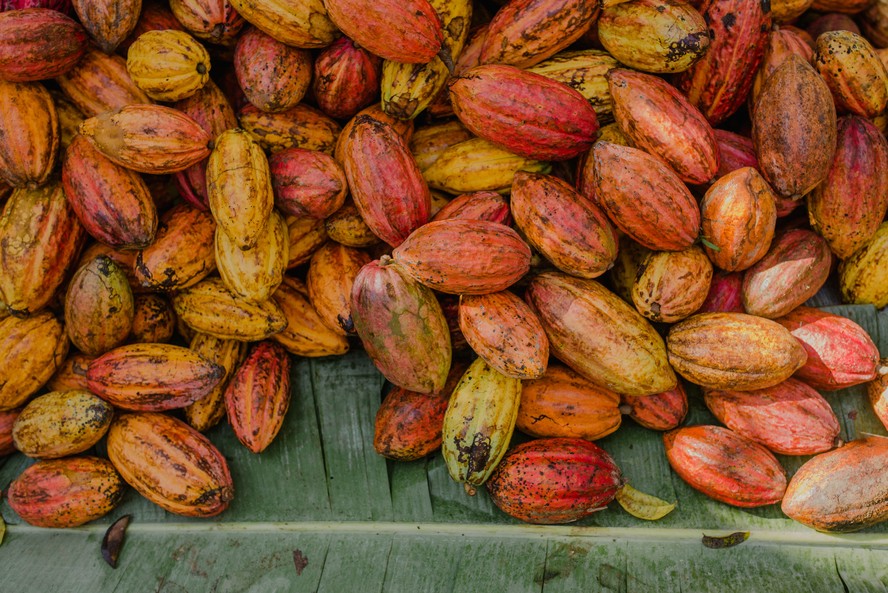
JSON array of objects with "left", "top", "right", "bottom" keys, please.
[{"left": 0, "top": 8, "right": 87, "bottom": 82}]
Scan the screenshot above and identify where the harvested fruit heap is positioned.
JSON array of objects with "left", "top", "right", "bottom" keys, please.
[{"left": 0, "top": 0, "right": 887, "bottom": 537}]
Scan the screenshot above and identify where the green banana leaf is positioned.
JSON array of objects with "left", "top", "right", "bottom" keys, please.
[{"left": 1, "top": 304, "right": 887, "bottom": 592}]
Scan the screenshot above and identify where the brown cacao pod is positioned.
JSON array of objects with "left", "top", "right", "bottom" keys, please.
[
  {"left": 72, "top": 0, "right": 141, "bottom": 54},
  {"left": 286, "top": 214, "right": 328, "bottom": 265},
  {"left": 782, "top": 436, "right": 888, "bottom": 532},
  {"left": 134, "top": 203, "right": 216, "bottom": 292},
  {"left": 56, "top": 46, "right": 152, "bottom": 118},
  {"left": 107, "top": 411, "right": 233, "bottom": 517},
  {"left": 449, "top": 64, "right": 599, "bottom": 161},
  {"left": 270, "top": 276, "right": 348, "bottom": 357},
  {"left": 631, "top": 246, "right": 713, "bottom": 323},
  {"left": 749, "top": 27, "right": 815, "bottom": 120},
  {"left": 622, "top": 383, "right": 688, "bottom": 431},
  {"left": 169, "top": 0, "right": 245, "bottom": 45},
  {"left": 0, "top": 80, "right": 58, "bottom": 188},
  {"left": 62, "top": 134, "right": 158, "bottom": 249},
  {"left": 7, "top": 456, "right": 124, "bottom": 527},
  {"left": 705, "top": 379, "right": 840, "bottom": 456},
  {"left": 839, "top": 221, "right": 888, "bottom": 308},
  {"left": 741, "top": 229, "right": 832, "bottom": 319},
  {"left": 215, "top": 209, "right": 288, "bottom": 303},
  {"left": 752, "top": 54, "right": 837, "bottom": 199},
  {"left": 700, "top": 167, "right": 777, "bottom": 271},
  {"left": 64, "top": 255, "right": 135, "bottom": 356},
  {"left": 525, "top": 271, "right": 677, "bottom": 396},
  {"left": 809, "top": 116, "right": 888, "bottom": 259},
  {"left": 511, "top": 171, "right": 617, "bottom": 279},
  {"left": 225, "top": 340, "right": 291, "bottom": 453},
  {"left": 12, "top": 390, "right": 113, "bottom": 458},
  {"left": 269, "top": 147, "right": 346, "bottom": 220},
  {"left": 699, "top": 271, "right": 745, "bottom": 314},
  {"left": 862, "top": 1, "right": 888, "bottom": 47},
  {"left": 130, "top": 294, "right": 176, "bottom": 344},
  {"left": 814, "top": 31, "right": 888, "bottom": 118},
  {"left": 306, "top": 241, "right": 370, "bottom": 335},
  {"left": 46, "top": 352, "right": 93, "bottom": 392},
  {"left": 184, "top": 332, "right": 246, "bottom": 432},
  {"left": 0, "top": 183, "right": 85, "bottom": 316},
  {"left": 391, "top": 219, "right": 531, "bottom": 295},
  {"left": 517, "top": 364, "right": 621, "bottom": 440},
  {"left": 664, "top": 425, "right": 786, "bottom": 507},
  {"left": 586, "top": 142, "right": 700, "bottom": 251},
  {"left": 239, "top": 103, "right": 341, "bottom": 154},
  {"left": 0, "top": 8, "right": 87, "bottom": 82},
  {"left": 775, "top": 306, "right": 883, "bottom": 391},
  {"left": 234, "top": 27, "right": 311, "bottom": 113},
  {"left": 312, "top": 37, "right": 381, "bottom": 120},
  {"left": 667, "top": 312, "right": 808, "bottom": 391},
  {"left": 227, "top": 0, "right": 337, "bottom": 48},
  {"left": 486, "top": 437, "right": 623, "bottom": 524},
  {"left": 79, "top": 104, "right": 211, "bottom": 175}
]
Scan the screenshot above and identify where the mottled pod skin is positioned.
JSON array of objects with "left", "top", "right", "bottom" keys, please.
[
  {"left": 782, "top": 436, "right": 888, "bottom": 532},
  {"left": 607, "top": 236, "right": 650, "bottom": 303},
  {"left": 351, "top": 257, "right": 451, "bottom": 394},
  {"left": 86, "top": 343, "right": 225, "bottom": 411},
  {"left": 431, "top": 191, "right": 511, "bottom": 225},
  {"left": 134, "top": 204, "right": 216, "bottom": 292},
  {"left": 517, "top": 365, "right": 621, "bottom": 441},
  {"left": 525, "top": 272, "right": 677, "bottom": 397},
  {"left": 667, "top": 312, "right": 808, "bottom": 391},
  {"left": 323, "top": 202, "right": 378, "bottom": 248},
  {"left": 227, "top": 0, "right": 337, "bottom": 48},
  {"left": 0, "top": 1, "right": 73, "bottom": 12},
  {"left": 0, "top": 312, "right": 69, "bottom": 411},
  {"left": 126, "top": 30, "right": 211, "bottom": 102},
  {"left": 46, "top": 352, "right": 93, "bottom": 392},
  {"left": 130, "top": 294, "right": 176, "bottom": 344},
  {"left": 392, "top": 219, "right": 531, "bottom": 295},
  {"left": 700, "top": 167, "right": 777, "bottom": 272},
  {"left": 312, "top": 37, "right": 381, "bottom": 120},
  {"left": 12, "top": 390, "right": 113, "bottom": 458},
  {"left": 184, "top": 332, "right": 247, "bottom": 432},
  {"left": 325, "top": 0, "right": 443, "bottom": 64},
  {"left": 269, "top": 148, "right": 346, "bottom": 222},
  {"left": 771, "top": 0, "right": 813, "bottom": 22},
  {"left": 169, "top": 0, "right": 245, "bottom": 45},
  {"left": 0, "top": 8, "right": 87, "bottom": 82},
  {"left": 705, "top": 379, "right": 840, "bottom": 456},
  {"left": 664, "top": 425, "right": 786, "bottom": 507},
  {"left": 622, "top": 382, "right": 688, "bottom": 431},
  {"left": 106, "top": 412, "right": 234, "bottom": 517},
  {"left": 72, "top": 0, "right": 141, "bottom": 54},
  {"left": 449, "top": 64, "right": 600, "bottom": 161},
  {"left": 839, "top": 221, "right": 888, "bottom": 309},
  {"left": 814, "top": 31, "right": 888, "bottom": 118},
  {"left": 64, "top": 255, "right": 135, "bottom": 356},
  {"left": 270, "top": 276, "right": 349, "bottom": 357},
  {"left": 749, "top": 27, "right": 814, "bottom": 113},
  {"left": 0, "top": 80, "right": 58, "bottom": 188},
  {"left": 527, "top": 50, "right": 620, "bottom": 125},
  {"left": 486, "top": 437, "right": 623, "bottom": 524},
  {"left": 631, "top": 246, "right": 713, "bottom": 323},
  {"left": 7, "top": 456, "right": 124, "bottom": 527},
  {"left": 224, "top": 340, "right": 291, "bottom": 454},
  {"left": 775, "top": 306, "right": 882, "bottom": 391},
  {"left": 234, "top": 27, "right": 312, "bottom": 113},
  {"left": 56, "top": 46, "right": 152, "bottom": 118},
  {"left": 239, "top": 103, "right": 342, "bottom": 155},
  {"left": 510, "top": 171, "right": 617, "bottom": 279},
  {"left": 215, "top": 209, "right": 289, "bottom": 304},
  {"left": 480, "top": 0, "right": 598, "bottom": 69},
  {"left": 306, "top": 241, "right": 370, "bottom": 336},
  {"left": 286, "top": 214, "right": 327, "bottom": 266},
  {"left": 334, "top": 104, "right": 412, "bottom": 163}
]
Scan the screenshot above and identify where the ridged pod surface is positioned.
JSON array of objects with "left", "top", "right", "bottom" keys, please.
[
  {"left": 0, "top": 8, "right": 87, "bottom": 82},
  {"left": 431, "top": 191, "right": 510, "bottom": 225},
  {"left": 286, "top": 214, "right": 328, "bottom": 265},
  {"left": 598, "top": 0, "right": 709, "bottom": 73},
  {"left": 814, "top": 31, "right": 888, "bottom": 118},
  {"left": 741, "top": 229, "right": 832, "bottom": 319},
  {"left": 752, "top": 54, "right": 837, "bottom": 199},
  {"left": 12, "top": 390, "right": 113, "bottom": 458},
  {"left": 325, "top": 0, "right": 443, "bottom": 64},
  {"left": 459, "top": 290, "right": 548, "bottom": 380},
  {"left": 511, "top": 171, "right": 617, "bottom": 279},
  {"left": 228, "top": 0, "right": 337, "bottom": 48},
  {"left": 86, "top": 343, "right": 225, "bottom": 411},
  {"left": 334, "top": 105, "right": 412, "bottom": 163},
  {"left": 587, "top": 142, "right": 700, "bottom": 251},
  {"left": 0, "top": 183, "right": 85, "bottom": 316},
  {"left": 7, "top": 456, "right": 124, "bottom": 527},
  {"left": 270, "top": 276, "right": 348, "bottom": 357},
  {"left": 134, "top": 204, "right": 216, "bottom": 292},
  {"left": 700, "top": 167, "right": 777, "bottom": 271},
  {"left": 306, "top": 242, "right": 370, "bottom": 335},
  {"left": 486, "top": 437, "right": 623, "bottom": 524},
  {"left": 62, "top": 134, "right": 158, "bottom": 249},
  {"left": 46, "top": 352, "right": 93, "bottom": 393},
  {"left": 225, "top": 341, "right": 291, "bottom": 453},
  {"left": 79, "top": 104, "right": 211, "bottom": 175},
  {"left": 631, "top": 246, "right": 713, "bottom": 323},
  {"left": 107, "top": 412, "right": 233, "bottom": 517},
  {"left": 705, "top": 379, "right": 840, "bottom": 456},
  {"left": 480, "top": 0, "right": 598, "bottom": 69},
  {"left": 771, "top": 0, "right": 813, "bottom": 21},
  {"left": 674, "top": 0, "right": 771, "bottom": 125},
  {"left": 351, "top": 257, "right": 451, "bottom": 393},
  {"left": 392, "top": 219, "right": 531, "bottom": 295},
  {"left": 750, "top": 27, "right": 814, "bottom": 112},
  {"left": 53, "top": 92, "right": 83, "bottom": 151},
  {"left": 239, "top": 103, "right": 341, "bottom": 155},
  {"left": 664, "top": 425, "right": 786, "bottom": 507},
  {"left": 609, "top": 68, "right": 719, "bottom": 184},
  {"left": 809, "top": 116, "right": 888, "bottom": 259},
  {"left": 0, "top": 80, "right": 58, "bottom": 188},
  {"left": 699, "top": 271, "right": 745, "bottom": 313},
  {"left": 782, "top": 436, "right": 888, "bottom": 532},
  {"left": 442, "top": 357, "right": 521, "bottom": 488},
  {"left": 667, "top": 312, "right": 807, "bottom": 391},
  {"left": 173, "top": 277, "right": 288, "bottom": 341},
  {"left": 341, "top": 116, "right": 431, "bottom": 247},
  {"left": 130, "top": 294, "right": 176, "bottom": 344},
  {"left": 607, "top": 236, "right": 650, "bottom": 303},
  {"left": 449, "top": 64, "right": 599, "bottom": 161},
  {"left": 525, "top": 272, "right": 677, "bottom": 396},
  {"left": 169, "top": 0, "right": 245, "bottom": 45},
  {"left": 126, "top": 30, "right": 211, "bottom": 102},
  {"left": 312, "top": 37, "right": 381, "bottom": 120},
  {"left": 527, "top": 50, "right": 619, "bottom": 125},
  {"left": 0, "top": 312, "right": 68, "bottom": 410},
  {"left": 184, "top": 333, "right": 246, "bottom": 432},
  {"left": 64, "top": 255, "right": 134, "bottom": 356},
  {"left": 517, "top": 364, "right": 621, "bottom": 440},
  {"left": 56, "top": 47, "right": 152, "bottom": 118},
  {"left": 775, "top": 306, "right": 883, "bottom": 391},
  {"left": 215, "top": 209, "right": 288, "bottom": 303},
  {"left": 839, "top": 221, "right": 888, "bottom": 308},
  {"left": 622, "top": 383, "right": 688, "bottom": 431},
  {"left": 269, "top": 147, "right": 347, "bottom": 220},
  {"left": 72, "top": 0, "right": 141, "bottom": 53},
  {"left": 234, "top": 27, "right": 312, "bottom": 113}
]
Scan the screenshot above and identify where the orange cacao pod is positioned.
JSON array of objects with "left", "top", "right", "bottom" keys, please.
[
  {"left": 107, "top": 412, "right": 234, "bottom": 517},
  {"left": 622, "top": 383, "right": 688, "bottom": 431},
  {"left": 664, "top": 425, "right": 786, "bottom": 507},
  {"left": 285, "top": 214, "right": 328, "bottom": 266},
  {"left": 306, "top": 241, "right": 370, "bottom": 335},
  {"left": 0, "top": 312, "right": 68, "bottom": 410},
  {"left": 431, "top": 191, "right": 511, "bottom": 225},
  {"left": 782, "top": 436, "right": 888, "bottom": 532},
  {"left": 130, "top": 294, "right": 176, "bottom": 344},
  {"left": 225, "top": 340, "right": 291, "bottom": 453},
  {"left": 741, "top": 229, "right": 832, "bottom": 319},
  {"left": 0, "top": 80, "right": 58, "bottom": 188},
  {"left": 525, "top": 272, "right": 677, "bottom": 396},
  {"left": 72, "top": 0, "right": 141, "bottom": 53},
  {"left": 184, "top": 332, "right": 246, "bottom": 431},
  {"left": 312, "top": 37, "right": 381, "bottom": 120},
  {"left": 56, "top": 46, "right": 152, "bottom": 118},
  {"left": 169, "top": 0, "right": 245, "bottom": 45},
  {"left": 270, "top": 276, "right": 348, "bottom": 357},
  {"left": 667, "top": 312, "right": 808, "bottom": 391},
  {"left": 771, "top": 0, "right": 813, "bottom": 21},
  {"left": 323, "top": 202, "right": 380, "bottom": 248},
  {"left": 7, "top": 456, "right": 124, "bottom": 527},
  {"left": 46, "top": 352, "right": 93, "bottom": 393},
  {"left": 12, "top": 390, "right": 113, "bottom": 459},
  {"left": 227, "top": 0, "right": 338, "bottom": 48},
  {"left": 486, "top": 437, "right": 623, "bottom": 524},
  {"left": 392, "top": 219, "right": 531, "bottom": 295},
  {"left": 234, "top": 27, "right": 312, "bottom": 113},
  {"left": 0, "top": 8, "right": 87, "bottom": 82},
  {"left": 631, "top": 246, "right": 713, "bottom": 323},
  {"left": 239, "top": 103, "right": 341, "bottom": 154},
  {"left": 750, "top": 27, "right": 814, "bottom": 113},
  {"left": 64, "top": 255, "right": 135, "bottom": 356},
  {"left": 814, "top": 31, "right": 888, "bottom": 118}
]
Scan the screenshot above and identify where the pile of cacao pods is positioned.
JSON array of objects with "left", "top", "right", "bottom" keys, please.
[{"left": 0, "top": 0, "right": 887, "bottom": 536}]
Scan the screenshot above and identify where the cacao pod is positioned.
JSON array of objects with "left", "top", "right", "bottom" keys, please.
[
  {"left": 72, "top": 0, "right": 141, "bottom": 53},
  {"left": 312, "top": 37, "right": 381, "bottom": 120},
  {"left": 631, "top": 246, "right": 713, "bottom": 323},
  {"left": 270, "top": 276, "right": 349, "bottom": 357},
  {"left": 839, "top": 221, "right": 888, "bottom": 308},
  {"left": 227, "top": 0, "right": 337, "bottom": 48},
  {"left": 234, "top": 27, "right": 312, "bottom": 113},
  {"left": 239, "top": 103, "right": 341, "bottom": 154},
  {"left": 169, "top": 0, "right": 245, "bottom": 45},
  {"left": 622, "top": 383, "right": 688, "bottom": 431},
  {"left": 0, "top": 79, "right": 58, "bottom": 188},
  {"left": 215, "top": 209, "right": 289, "bottom": 303},
  {"left": 64, "top": 255, "right": 135, "bottom": 356},
  {"left": 184, "top": 332, "right": 246, "bottom": 432},
  {"left": 12, "top": 390, "right": 113, "bottom": 458},
  {"left": 56, "top": 46, "right": 151, "bottom": 118},
  {"left": 0, "top": 8, "right": 87, "bottom": 82}
]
